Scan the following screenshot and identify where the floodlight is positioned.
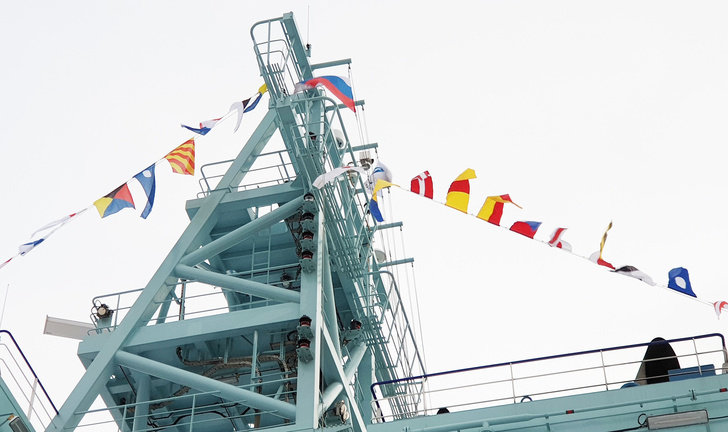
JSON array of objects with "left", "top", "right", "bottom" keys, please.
[
  {"left": 43, "top": 316, "right": 95, "bottom": 340},
  {"left": 9, "top": 416, "right": 31, "bottom": 432},
  {"left": 647, "top": 410, "right": 708, "bottom": 430}
]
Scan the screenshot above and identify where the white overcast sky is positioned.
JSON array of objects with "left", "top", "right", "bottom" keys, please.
[{"left": 1, "top": 0, "right": 728, "bottom": 415}]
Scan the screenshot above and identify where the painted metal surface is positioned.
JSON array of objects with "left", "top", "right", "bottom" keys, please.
[
  {"left": 27, "top": 11, "right": 421, "bottom": 432},
  {"left": 0, "top": 10, "right": 727, "bottom": 432}
]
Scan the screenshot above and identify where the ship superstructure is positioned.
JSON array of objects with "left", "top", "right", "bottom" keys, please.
[{"left": 0, "top": 11, "right": 728, "bottom": 432}]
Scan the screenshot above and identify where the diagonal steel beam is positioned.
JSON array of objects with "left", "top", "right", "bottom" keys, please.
[
  {"left": 115, "top": 350, "right": 296, "bottom": 420},
  {"left": 179, "top": 195, "right": 303, "bottom": 267},
  {"left": 174, "top": 264, "right": 300, "bottom": 303},
  {"left": 47, "top": 109, "right": 282, "bottom": 432}
]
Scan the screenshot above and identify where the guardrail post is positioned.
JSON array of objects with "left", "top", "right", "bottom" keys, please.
[
  {"left": 179, "top": 279, "right": 187, "bottom": 321},
  {"left": 190, "top": 393, "right": 196, "bottom": 432},
  {"left": 599, "top": 350, "right": 609, "bottom": 390},
  {"left": 132, "top": 373, "right": 150, "bottom": 432},
  {"left": 510, "top": 363, "right": 516, "bottom": 404},
  {"left": 26, "top": 377, "right": 37, "bottom": 420}
]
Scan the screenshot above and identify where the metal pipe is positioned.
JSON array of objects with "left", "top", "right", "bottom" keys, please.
[
  {"left": 132, "top": 373, "right": 150, "bottom": 432},
  {"left": 377, "top": 258, "right": 414, "bottom": 268},
  {"left": 115, "top": 350, "right": 296, "bottom": 420},
  {"left": 320, "top": 342, "right": 368, "bottom": 411},
  {"left": 251, "top": 330, "right": 259, "bottom": 387},
  {"left": 174, "top": 264, "right": 300, "bottom": 304},
  {"left": 350, "top": 143, "right": 379, "bottom": 152},
  {"left": 310, "top": 59, "right": 352, "bottom": 70},
  {"left": 373, "top": 221, "right": 403, "bottom": 231},
  {"left": 321, "top": 245, "right": 341, "bottom": 358}
]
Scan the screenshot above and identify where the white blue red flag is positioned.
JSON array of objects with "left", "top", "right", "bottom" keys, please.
[{"left": 294, "top": 76, "right": 356, "bottom": 111}]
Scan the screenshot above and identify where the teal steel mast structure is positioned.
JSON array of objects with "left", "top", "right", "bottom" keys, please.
[
  {"left": 41, "top": 12, "right": 424, "bottom": 432},
  {"left": 3, "top": 11, "right": 728, "bottom": 432}
]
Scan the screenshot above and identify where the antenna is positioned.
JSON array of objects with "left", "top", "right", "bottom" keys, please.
[
  {"left": 306, "top": 6, "right": 312, "bottom": 57},
  {"left": 0, "top": 284, "right": 8, "bottom": 329}
]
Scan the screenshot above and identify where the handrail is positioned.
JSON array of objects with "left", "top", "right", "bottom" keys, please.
[
  {"left": 372, "top": 333, "right": 725, "bottom": 395},
  {"left": 370, "top": 333, "right": 726, "bottom": 421},
  {"left": 197, "top": 149, "right": 296, "bottom": 198},
  {"left": 90, "top": 279, "right": 292, "bottom": 333},
  {"left": 0, "top": 330, "right": 58, "bottom": 414}
]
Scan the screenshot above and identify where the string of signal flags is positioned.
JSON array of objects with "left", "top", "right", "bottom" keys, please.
[
  {"left": 313, "top": 166, "right": 728, "bottom": 320},
  {"left": 7, "top": 71, "right": 723, "bottom": 319},
  {"left": 0, "top": 84, "right": 269, "bottom": 271},
  {"left": 0, "top": 75, "right": 355, "bottom": 271}
]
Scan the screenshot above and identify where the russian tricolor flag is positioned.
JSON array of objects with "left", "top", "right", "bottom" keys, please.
[{"left": 294, "top": 76, "right": 356, "bottom": 112}]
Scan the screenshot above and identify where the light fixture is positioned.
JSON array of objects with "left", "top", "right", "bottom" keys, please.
[
  {"left": 9, "top": 416, "right": 31, "bottom": 432},
  {"left": 300, "top": 211, "right": 316, "bottom": 232},
  {"left": 44, "top": 316, "right": 95, "bottom": 340},
  {"left": 333, "top": 129, "right": 346, "bottom": 149},
  {"left": 296, "top": 338, "right": 313, "bottom": 363},
  {"left": 359, "top": 150, "right": 374, "bottom": 170},
  {"left": 303, "top": 192, "right": 315, "bottom": 202},
  {"left": 336, "top": 401, "right": 349, "bottom": 422},
  {"left": 300, "top": 249, "right": 316, "bottom": 272},
  {"left": 324, "top": 400, "right": 350, "bottom": 425},
  {"left": 647, "top": 410, "right": 708, "bottom": 430},
  {"left": 297, "top": 315, "right": 314, "bottom": 339},
  {"left": 94, "top": 303, "right": 113, "bottom": 320},
  {"left": 280, "top": 272, "right": 293, "bottom": 288}
]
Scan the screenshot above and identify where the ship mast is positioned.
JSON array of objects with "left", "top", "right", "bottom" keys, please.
[{"left": 46, "top": 12, "right": 424, "bottom": 432}]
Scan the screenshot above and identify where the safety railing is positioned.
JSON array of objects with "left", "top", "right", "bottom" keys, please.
[
  {"left": 250, "top": 14, "right": 307, "bottom": 101},
  {"left": 359, "top": 270, "right": 426, "bottom": 421},
  {"left": 0, "top": 330, "right": 57, "bottom": 431},
  {"left": 197, "top": 150, "right": 296, "bottom": 198},
  {"left": 90, "top": 275, "right": 296, "bottom": 333},
  {"left": 370, "top": 333, "right": 728, "bottom": 422},
  {"left": 74, "top": 384, "right": 297, "bottom": 431}
]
